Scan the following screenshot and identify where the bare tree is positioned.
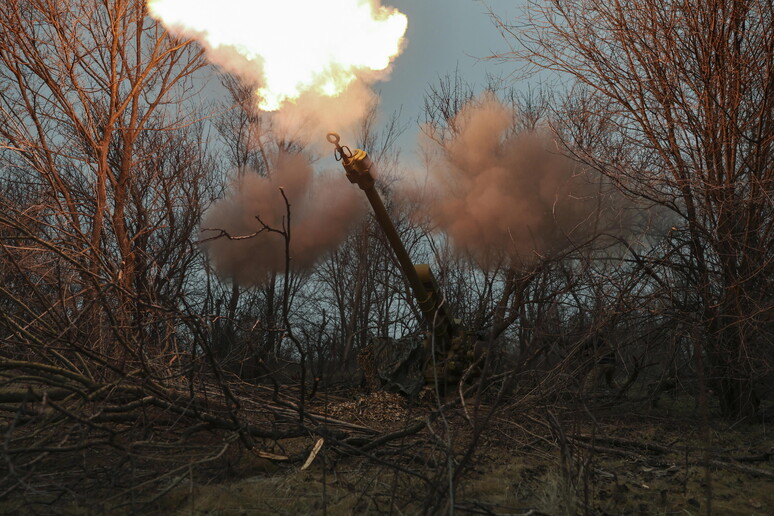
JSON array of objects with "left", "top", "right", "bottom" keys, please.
[
  {"left": 0, "top": 1, "right": 251, "bottom": 504},
  {"left": 0, "top": 0, "right": 210, "bottom": 361},
  {"left": 494, "top": 0, "right": 773, "bottom": 417}
]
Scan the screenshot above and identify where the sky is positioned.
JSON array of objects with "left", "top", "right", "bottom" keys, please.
[{"left": 368, "top": 0, "right": 520, "bottom": 157}]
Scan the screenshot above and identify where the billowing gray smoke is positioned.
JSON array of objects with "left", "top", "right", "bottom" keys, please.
[
  {"left": 202, "top": 151, "right": 365, "bottom": 286},
  {"left": 415, "top": 94, "right": 623, "bottom": 268}
]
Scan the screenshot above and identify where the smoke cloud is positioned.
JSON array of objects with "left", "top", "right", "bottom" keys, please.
[
  {"left": 268, "top": 80, "right": 381, "bottom": 151},
  {"left": 202, "top": 151, "right": 365, "bottom": 286},
  {"left": 411, "top": 94, "right": 625, "bottom": 269},
  {"left": 148, "top": 1, "right": 408, "bottom": 284}
]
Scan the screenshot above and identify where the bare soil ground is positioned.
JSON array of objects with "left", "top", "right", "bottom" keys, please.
[{"left": 2, "top": 389, "right": 772, "bottom": 515}]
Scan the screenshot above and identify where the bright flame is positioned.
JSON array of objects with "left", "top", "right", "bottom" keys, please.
[{"left": 147, "top": 0, "right": 408, "bottom": 111}]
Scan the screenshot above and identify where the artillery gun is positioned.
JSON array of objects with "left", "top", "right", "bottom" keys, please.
[{"left": 327, "top": 133, "right": 481, "bottom": 396}]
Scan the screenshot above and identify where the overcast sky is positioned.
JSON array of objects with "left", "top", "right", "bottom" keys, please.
[{"left": 375, "top": 0, "right": 519, "bottom": 156}]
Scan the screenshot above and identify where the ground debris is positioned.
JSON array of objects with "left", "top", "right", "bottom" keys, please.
[{"left": 324, "top": 391, "right": 409, "bottom": 425}]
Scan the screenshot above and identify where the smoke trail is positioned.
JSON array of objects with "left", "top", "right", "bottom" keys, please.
[
  {"left": 413, "top": 94, "right": 624, "bottom": 269},
  {"left": 201, "top": 151, "right": 365, "bottom": 286}
]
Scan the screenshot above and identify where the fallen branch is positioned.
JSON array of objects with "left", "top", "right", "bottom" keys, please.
[
  {"left": 572, "top": 434, "right": 672, "bottom": 455},
  {"left": 710, "top": 458, "right": 774, "bottom": 480}
]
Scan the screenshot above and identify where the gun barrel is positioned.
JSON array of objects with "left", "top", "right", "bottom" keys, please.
[{"left": 328, "top": 133, "right": 456, "bottom": 338}]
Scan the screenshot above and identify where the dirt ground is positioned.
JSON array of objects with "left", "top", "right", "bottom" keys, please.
[
  {"left": 2, "top": 391, "right": 773, "bottom": 515},
  {"left": 149, "top": 393, "right": 774, "bottom": 515},
  {"left": 151, "top": 436, "right": 772, "bottom": 514}
]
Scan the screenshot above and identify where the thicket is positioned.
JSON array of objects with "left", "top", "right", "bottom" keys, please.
[{"left": 0, "top": 0, "right": 771, "bottom": 513}]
